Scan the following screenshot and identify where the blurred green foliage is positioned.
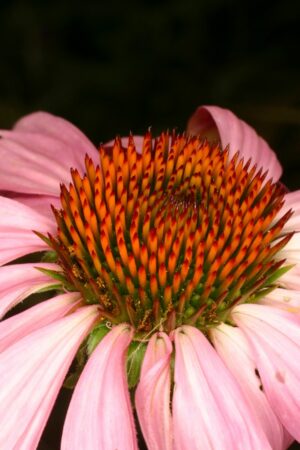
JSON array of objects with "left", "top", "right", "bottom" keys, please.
[{"left": 0, "top": 1, "right": 299, "bottom": 448}]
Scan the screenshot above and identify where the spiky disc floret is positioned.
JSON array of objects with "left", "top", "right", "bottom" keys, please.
[{"left": 48, "top": 132, "right": 293, "bottom": 333}]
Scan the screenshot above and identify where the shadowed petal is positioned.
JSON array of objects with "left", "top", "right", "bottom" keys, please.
[
  {"left": 0, "top": 196, "right": 56, "bottom": 265},
  {"left": 173, "top": 325, "right": 272, "bottom": 450},
  {"left": 0, "top": 292, "right": 82, "bottom": 352},
  {"left": 135, "top": 332, "right": 173, "bottom": 450},
  {"left": 61, "top": 323, "right": 138, "bottom": 450},
  {"left": 0, "top": 262, "right": 60, "bottom": 318},
  {"left": 187, "top": 105, "right": 282, "bottom": 181},
  {"left": 232, "top": 303, "right": 300, "bottom": 442},
  {"left": 0, "top": 305, "right": 99, "bottom": 450},
  {"left": 211, "top": 323, "right": 284, "bottom": 450}
]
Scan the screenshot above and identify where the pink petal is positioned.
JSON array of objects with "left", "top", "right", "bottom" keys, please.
[
  {"left": 173, "top": 325, "right": 272, "bottom": 450},
  {"left": 211, "top": 323, "right": 284, "bottom": 450},
  {"left": 187, "top": 105, "right": 282, "bottom": 181},
  {"left": 8, "top": 193, "right": 61, "bottom": 219},
  {"left": 0, "top": 196, "right": 56, "bottom": 265},
  {"left": 0, "top": 262, "right": 60, "bottom": 318},
  {"left": 14, "top": 111, "right": 98, "bottom": 158},
  {"left": 232, "top": 303, "right": 300, "bottom": 441},
  {"left": 0, "top": 111, "right": 99, "bottom": 197},
  {"left": 61, "top": 323, "right": 138, "bottom": 450},
  {"left": 280, "top": 265, "right": 300, "bottom": 290},
  {"left": 135, "top": 332, "right": 173, "bottom": 450},
  {"left": 0, "top": 305, "right": 99, "bottom": 449},
  {"left": 278, "top": 232, "right": 300, "bottom": 264},
  {"left": 0, "top": 292, "right": 82, "bottom": 352},
  {"left": 259, "top": 287, "right": 300, "bottom": 313}
]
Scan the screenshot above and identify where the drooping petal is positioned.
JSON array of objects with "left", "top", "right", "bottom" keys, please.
[
  {"left": 14, "top": 111, "right": 98, "bottom": 157},
  {"left": 232, "top": 303, "right": 300, "bottom": 442},
  {"left": 187, "top": 105, "right": 282, "bottom": 181},
  {"left": 0, "top": 292, "right": 82, "bottom": 352},
  {"left": 259, "top": 287, "right": 300, "bottom": 313},
  {"left": 211, "top": 323, "right": 284, "bottom": 450},
  {"left": 0, "top": 196, "right": 56, "bottom": 265},
  {"left": 173, "top": 325, "right": 272, "bottom": 450},
  {"left": 0, "top": 111, "right": 98, "bottom": 197},
  {"left": 61, "top": 323, "right": 138, "bottom": 450},
  {"left": 0, "top": 262, "right": 60, "bottom": 318},
  {"left": 135, "top": 332, "right": 173, "bottom": 450},
  {"left": 0, "top": 305, "right": 99, "bottom": 450}
]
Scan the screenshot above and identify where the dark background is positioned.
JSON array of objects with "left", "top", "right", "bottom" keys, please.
[{"left": 0, "top": 0, "right": 299, "bottom": 448}]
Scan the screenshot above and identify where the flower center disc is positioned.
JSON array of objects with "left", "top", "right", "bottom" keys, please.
[{"left": 49, "top": 132, "right": 292, "bottom": 334}]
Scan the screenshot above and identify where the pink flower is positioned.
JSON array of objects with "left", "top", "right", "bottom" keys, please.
[{"left": 0, "top": 106, "right": 299, "bottom": 449}]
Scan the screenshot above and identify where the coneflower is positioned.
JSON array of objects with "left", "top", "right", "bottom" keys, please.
[{"left": 0, "top": 106, "right": 299, "bottom": 449}]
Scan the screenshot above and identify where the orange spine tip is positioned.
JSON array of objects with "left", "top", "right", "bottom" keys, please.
[
  {"left": 140, "top": 244, "right": 148, "bottom": 267},
  {"left": 125, "top": 276, "right": 135, "bottom": 295},
  {"left": 131, "top": 233, "right": 140, "bottom": 259},
  {"left": 180, "top": 259, "right": 190, "bottom": 282},
  {"left": 85, "top": 155, "right": 96, "bottom": 185},
  {"left": 82, "top": 176, "right": 93, "bottom": 205},
  {"left": 149, "top": 275, "right": 158, "bottom": 297},
  {"left": 164, "top": 285, "right": 172, "bottom": 305},
  {"left": 158, "top": 263, "right": 167, "bottom": 287},
  {"left": 118, "top": 237, "right": 129, "bottom": 266},
  {"left": 138, "top": 265, "right": 147, "bottom": 288},
  {"left": 115, "top": 260, "right": 126, "bottom": 284},
  {"left": 149, "top": 253, "right": 157, "bottom": 275},
  {"left": 104, "top": 246, "right": 116, "bottom": 273},
  {"left": 148, "top": 228, "right": 158, "bottom": 254},
  {"left": 90, "top": 249, "right": 102, "bottom": 274},
  {"left": 173, "top": 272, "right": 181, "bottom": 294}
]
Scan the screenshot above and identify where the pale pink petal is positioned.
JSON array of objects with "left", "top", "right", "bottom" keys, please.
[
  {"left": 61, "top": 323, "right": 138, "bottom": 450},
  {"left": 0, "top": 196, "right": 56, "bottom": 265},
  {"left": 0, "top": 262, "right": 60, "bottom": 318},
  {"left": 232, "top": 303, "right": 300, "bottom": 441},
  {"left": 0, "top": 292, "right": 82, "bottom": 352},
  {"left": 187, "top": 105, "right": 282, "bottom": 181},
  {"left": 280, "top": 265, "right": 300, "bottom": 290},
  {"left": 173, "top": 325, "right": 272, "bottom": 450},
  {"left": 211, "top": 323, "right": 284, "bottom": 450},
  {"left": 278, "top": 232, "right": 300, "bottom": 264},
  {"left": 9, "top": 194, "right": 60, "bottom": 219},
  {"left": 0, "top": 305, "right": 99, "bottom": 449},
  {"left": 259, "top": 287, "right": 300, "bottom": 313},
  {"left": 135, "top": 332, "right": 173, "bottom": 450}
]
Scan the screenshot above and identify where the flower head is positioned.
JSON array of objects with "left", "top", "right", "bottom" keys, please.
[{"left": 0, "top": 106, "right": 299, "bottom": 449}]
